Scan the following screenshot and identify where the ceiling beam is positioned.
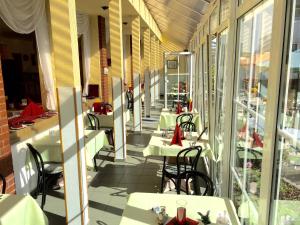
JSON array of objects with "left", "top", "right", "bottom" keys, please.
[{"left": 145, "top": 1, "right": 200, "bottom": 23}]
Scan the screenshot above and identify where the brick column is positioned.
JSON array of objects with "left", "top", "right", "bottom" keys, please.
[
  {"left": 0, "top": 56, "right": 15, "bottom": 194},
  {"left": 98, "top": 16, "right": 110, "bottom": 103}
]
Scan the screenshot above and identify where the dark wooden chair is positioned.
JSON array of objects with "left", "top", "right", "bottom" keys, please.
[
  {"left": 87, "top": 113, "right": 100, "bottom": 130},
  {"left": 197, "top": 127, "right": 208, "bottom": 141},
  {"left": 0, "top": 174, "right": 6, "bottom": 194},
  {"left": 161, "top": 146, "right": 202, "bottom": 194},
  {"left": 179, "top": 121, "right": 196, "bottom": 132},
  {"left": 176, "top": 113, "right": 193, "bottom": 125},
  {"left": 26, "top": 143, "right": 63, "bottom": 210},
  {"left": 126, "top": 90, "right": 134, "bottom": 111},
  {"left": 184, "top": 171, "right": 214, "bottom": 196}
]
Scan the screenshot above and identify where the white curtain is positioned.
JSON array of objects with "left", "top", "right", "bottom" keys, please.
[
  {"left": 0, "top": 0, "right": 56, "bottom": 110},
  {"left": 76, "top": 12, "right": 91, "bottom": 96}
]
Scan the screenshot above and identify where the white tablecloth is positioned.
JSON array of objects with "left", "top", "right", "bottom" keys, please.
[{"left": 119, "top": 192, "right": 240, "bottom": 225}]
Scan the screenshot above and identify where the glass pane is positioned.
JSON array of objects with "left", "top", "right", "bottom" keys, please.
[
  {"left": 214, "top": 29, "right": 228, "bottom": 195},
  {"left": 272, "top": 1, "right": 300, "bottom": 224},
  {"left": 199, "top": 47, "right": 205, "bottom": 128},
  {"left": 203, "top": 43, "right": 209, "bottom": 130},
  {"left": 220, "top": 0, "right": 230, "bottom": 23},
  {"left": 231, "top": 0, "right": 274, "bottom": 222},
  {"left": 210, "top": 36, "right": 218, "bottom": 108},
  {"left": 210, "top": 8, "right": 218, "bottom": 32}
]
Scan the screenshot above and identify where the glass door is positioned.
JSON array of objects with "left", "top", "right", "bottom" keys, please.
[
  {"left": 271, "top": 0, "right": 300, "bottom": 224},
  {"left": 230, "top": 1, "right": 274, "bottom": 224},
  {"left": 203, "top": 42, "right": 209, "bottom": 134}
]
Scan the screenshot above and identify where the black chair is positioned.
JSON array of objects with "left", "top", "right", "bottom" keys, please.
[
  {"left": 126, "top": 90, "right": 134, "bottom": 111},
  {"left": 176, "top": 113, "right": 193, "bottom": 125},
  {"left": 86, "top": 113, "right": 114, "bottom": 169},
  {"left": 26, "top": 143, "right": 63, "bottom": 210},
  {"left": 179, "top": 121, "right": 196, "bottom": 132},
  {"left": 161, "top": 146, "right": 202, "bottom": 194},
  {"left": 102, "top": 103, "right": 113, "bottom": 111},
  {"left": 87, "top": 113, "right": 100, "bottom": 130},
  {"left": 184, "top": 171, "right": 214, "bottom": 196},
  {"left": 236, "top": 146, "right": 262, "bottom": 169},
  {"left": 0, "top": 174, "right": 6, "bottom": 194}
]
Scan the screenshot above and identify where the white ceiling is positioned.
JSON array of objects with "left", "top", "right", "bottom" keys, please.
[{"left": 144, "top": 0, "right": 211, "bottom": 46}]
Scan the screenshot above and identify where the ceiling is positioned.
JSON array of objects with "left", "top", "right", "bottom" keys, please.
[{"left": 144, "top": 0, "right": 211, "bottom": 46}]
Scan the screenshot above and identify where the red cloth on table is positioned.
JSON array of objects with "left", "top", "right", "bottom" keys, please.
[
  {"left": 93, "top": 102, "right": 102, "bottom": 113},
  {"left": 20, "top": 102, "right": 44, "bottom": 117},
  {"left": 176, "top": 103, "right": 182, "bottom": 114},
  {"left": 9, "top": 102, "right": 44, "bottom": 127},
  {"left": 253, "top": 131, "right": 263, "bottom": 147},
  {"left": 170, "top": 124, "right": 183, "bottom": 146},
  {"left": 101, "top": 105, "right": 107, "bottom": 115},
  {"left": 188, "top": 100, "right": 193, "bottom": 112}
]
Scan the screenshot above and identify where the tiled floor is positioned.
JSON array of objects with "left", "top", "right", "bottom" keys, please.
[{"left": 42, "top": 102, "right": 172, "bottom": 225}]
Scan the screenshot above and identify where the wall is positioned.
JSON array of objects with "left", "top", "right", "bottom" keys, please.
[{"left": 0, "top": 56, "right": 15, "bottom": 193}]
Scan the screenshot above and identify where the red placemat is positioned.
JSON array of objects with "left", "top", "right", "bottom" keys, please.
[{"left": 166, "top": 217, "right": 199, "bottom": 225}]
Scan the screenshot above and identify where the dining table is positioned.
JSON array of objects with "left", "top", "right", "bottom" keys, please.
[
  {"left": 119, "top": 192, "right": 240, "bottom": 225},
  {"left": 0, "top": 194, "right": 48, "bottom": 225},
  {"left": 158, "top": 111, "right": 200, "bottom": 132},
  {"left": 27, "top": 129, "right": 110, "bottom": 169},
  {"left": 143, "top": 131, "right": 215, "bottom": 161}
]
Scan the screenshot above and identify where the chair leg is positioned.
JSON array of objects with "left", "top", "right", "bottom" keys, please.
[
  {"left": 176, "top": 179, "right": 181, "bottom": 195},
  {"left": 93, "top": 157, "right": 98, "bottom": 171},
  {"left": 41, "top": 176, "right": 46, "bottom": 210},
  {"left": 160, "top": 157, "right": 166, "bottom": 193}
]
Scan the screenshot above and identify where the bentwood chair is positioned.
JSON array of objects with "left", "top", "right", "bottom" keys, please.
[
  {"left": 197, "top": 127, "right": 208, "bottom": 141},
  {"left": 176, "top": 113, "right": 193, "bottom": 125},
  {"left": 27, "top": 143, "right": 63, "bottom": 210},
  {"left": 179, "top": 121, "right": 196, "bottom": 132},
  {"left": 184, "top": 171, "right": 214, "bottom": 196},
  {"left": 236, "top": 146, "right": 262, "bottom": 169},
  {"left": 87, "top": 113, "right": 100, "bottom": 130},
  {"left": 161, "top": 146, "right": 202, "bottom": 194},
  {"left": 0, "top": 174, "right": 6, "bottom": 194},
  {"left": 126, "top": 90, "right": 134, "bottom": 111}
]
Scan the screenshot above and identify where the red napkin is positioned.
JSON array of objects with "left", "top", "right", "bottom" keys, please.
[
  {"left": 20, "top": 102, "right": 44, "bottom": 117},
  {"left": 176, "top": 103, "right": 182, "bottom": 114},
  {"left": 166, "top": 217, "right": 198, "bottom": 225},
  {"left": 188, "top": 100, "right": 193, "bottom": 112},
  {"left": 93, "top": 102, "right": 102, "bottom": 113},
  {"left": 253, "top": 131, "right": 263, "bottom": 147},
  {"left": 170, "top": 124, "right": 183, "bottom": 146},
  {"left": 101, "top": 105, "right": 107, "bottom": 115}
]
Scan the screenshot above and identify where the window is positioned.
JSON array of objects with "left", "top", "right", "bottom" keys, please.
[
  {"left": 214, "top": 29, "right": 228, "bottom": 195},
  {"left": 220, "top": 0, "right": 230, "bottom": 23},
  {"left": 231, "top": 1, "right": 274, "bottom": 224},
  {"left": 271, "top": 1, "right": 300, "bottom": 224},
  {"left": 203, "top": 43, "right": 209, "bottom": 132}
]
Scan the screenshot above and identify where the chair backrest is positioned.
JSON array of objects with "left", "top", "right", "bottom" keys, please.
[
  {"left": 87, "top": 113, "right": 100, "bottom": 130},
  {"left": 26, "top": 143, "right": 45, "bottom": 188},
  {"left": 236, "top": 146, "right": 262, "bottom": 169},
  {"left": 176, "top": 146, "right": 202, "bottom": 174},
  {"left": 185, "top": 171, "right": 214, "bottom": 196},
  {"left": 0, "top": 174, "right": 6, "bottom": 194},
  {"left": 176, "top": 113, "right": 193, "bottom": 124},
  {"left": 126, "top": 90, "right": 133, "bottom": 101},
  {"left": 197, "top": 127, "right": 208, "bottom": 141},
  {"left": 102, "top": 103, "right": 113, "bottom": 111},
  {"left": 179, "top": 121, "right": 196, "bottom": 132}
]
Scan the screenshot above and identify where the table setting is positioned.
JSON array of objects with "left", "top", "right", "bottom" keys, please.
[{"left": 119, "top": 193, "right": 240, "bottom": 225}]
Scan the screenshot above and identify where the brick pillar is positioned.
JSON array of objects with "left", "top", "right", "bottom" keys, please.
[
  {"left": 98, "top": 16, "right": 110, "bottom": 103},
  {"left": 0, "top": 56, "right": 15, "bottom": 194}
]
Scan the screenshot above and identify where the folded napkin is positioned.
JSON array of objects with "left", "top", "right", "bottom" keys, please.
[
  {"left": 176, "top": 103, "right": 182, "bottom": 114},
  {"left": 170, "top": 124, "right": 183, "bottom": 146},
  {"left": 93, "top": 102, "right": 102, "bottom": 113},
  {"left": 21, "top": 101, "right": 44, "bottom": 117},
  {"left": 253, "top": 131, "right": 263, "bottom": 147}
]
